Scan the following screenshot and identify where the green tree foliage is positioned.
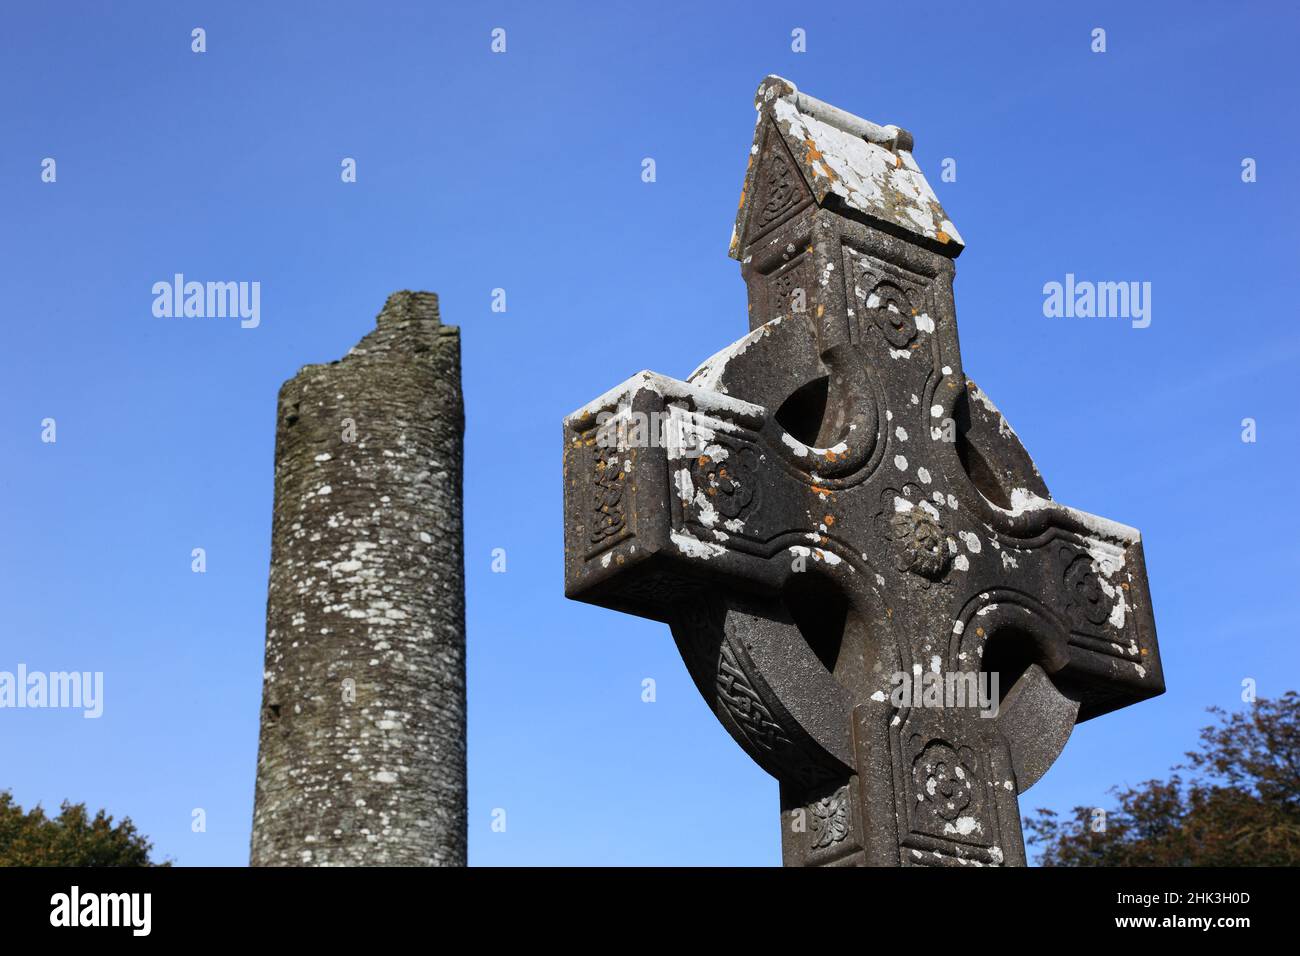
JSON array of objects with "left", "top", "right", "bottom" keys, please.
[
  {"left": 0, "top": 791, "right": 166, "bottom": 866},
  {"left": 1026, "top": 692, "right": 1300, "bottom": 866}
]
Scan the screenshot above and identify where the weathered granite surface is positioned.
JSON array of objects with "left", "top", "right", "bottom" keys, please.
[{"left": 563, "top": 77, "right": 1163, "bottom": 866}]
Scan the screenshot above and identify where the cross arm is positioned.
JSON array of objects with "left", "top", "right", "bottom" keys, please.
[{"left": 564, "top": 370, "right": 795, "bottom": 621}]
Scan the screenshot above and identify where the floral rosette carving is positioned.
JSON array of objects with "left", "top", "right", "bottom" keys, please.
[
  {"left": 863, "top": 280, "right": 918, "bottom": 348},
  {"left": 810, "top": 786, "right": 850, "bottom": 849},
  {"left": 912, "top": 740, "right": 977, "bottom": 823},
  {"left": 691, "top": 443, "right": 760, "bottom": 522},
  {"left": 878, "top": 485, "right": 952, "bottom": 584},
  {"left": 1064, "top": 552, "right": 1110, "bottom": 628}
]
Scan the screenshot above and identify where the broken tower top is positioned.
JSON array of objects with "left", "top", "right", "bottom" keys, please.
[{"left": 376, "top": 289, "right": 443, "bottom": 328}]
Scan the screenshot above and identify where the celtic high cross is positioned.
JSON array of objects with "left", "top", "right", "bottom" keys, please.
[{"left": 562, "top": 77, "right": 1164, "bottom": 866}]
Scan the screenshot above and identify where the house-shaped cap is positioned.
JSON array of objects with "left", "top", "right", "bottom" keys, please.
[{"left": 729, "top": 76, "right": 963, "bottom": 260}]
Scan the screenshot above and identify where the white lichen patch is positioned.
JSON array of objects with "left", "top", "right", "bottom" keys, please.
[
  {"left": 781, "top": 431, "right": 809, "bottom": 457},
  {"left": 943, "top": 815, "right": 982, "bottom": 838},
  {"left": 670, "top": 530, "right": 727, "bottom": 561},
  {"left": 769, "top": 91, "right": 964, "bottom": 247},
  {"left": 788, "top": 544, "right": 843, "bottom": 566},
  {"left": 565, "top": 371, "right": 764, "bottom": 432},
  {"left": 687, "top": 318, "right": 784, "bottom": 390}
]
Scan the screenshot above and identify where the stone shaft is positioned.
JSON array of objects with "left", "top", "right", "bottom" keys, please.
[{"left": 251, "top": 291, "right": 465, "bottom": 866}]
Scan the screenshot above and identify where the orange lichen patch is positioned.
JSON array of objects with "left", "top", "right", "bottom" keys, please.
[
  {"left": 1121, "top": 582, "right": 1130, "bottom": 591},
  {"left": 937, "top": 230, "right": 950, "bottom": 244},
  {"left": 707, "top": 487, "right": 717, "bottom": 496},
  {"left": 975, "top": 627, "right": 985, "bottom": 638},
  {"left": 803, "top": 138, "right": 836, "bottom": 182},
  {"left": 697, "top": 454, "right": 711, "bottom": 466},
  {"left": 1140, "top": 647, "right": 1149, "bottom": 656},
  {"left": 825, "top": 448, "right": 840, "bottom": 462},
  {"left": 811, "top": 485, "right": 834, "bottom": 496},
  {"left": 824, "top": 514, "right": 835, "bottom": 526}
]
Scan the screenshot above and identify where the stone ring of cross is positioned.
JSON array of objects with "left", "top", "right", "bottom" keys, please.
[{"left": 563, "top": 76, "right": 1163, "bottom": 867}]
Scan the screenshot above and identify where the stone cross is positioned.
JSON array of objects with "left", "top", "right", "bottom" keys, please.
[
  {"left": 252, "top": 291, "right": 466, "bottom": 866},
  {"left": 562, "top": 78, "right": 1164, "bottom": 866}
]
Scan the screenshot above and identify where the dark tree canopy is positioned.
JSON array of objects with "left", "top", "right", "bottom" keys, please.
[
  {"left": 1027, "top": 692, "right": 1300, "bottom": 866},
  {"left": 0, "top": 791, "right": 166, "bottom": 867}
]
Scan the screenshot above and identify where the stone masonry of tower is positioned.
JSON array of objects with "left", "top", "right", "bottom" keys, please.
[{"left": 251, "top": 291, "right": 465, "bottom": 866}]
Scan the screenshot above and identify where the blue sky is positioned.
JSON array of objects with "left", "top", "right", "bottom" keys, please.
[{"left": 1, "top": 1, "right": 1296, "bottom": 866}]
